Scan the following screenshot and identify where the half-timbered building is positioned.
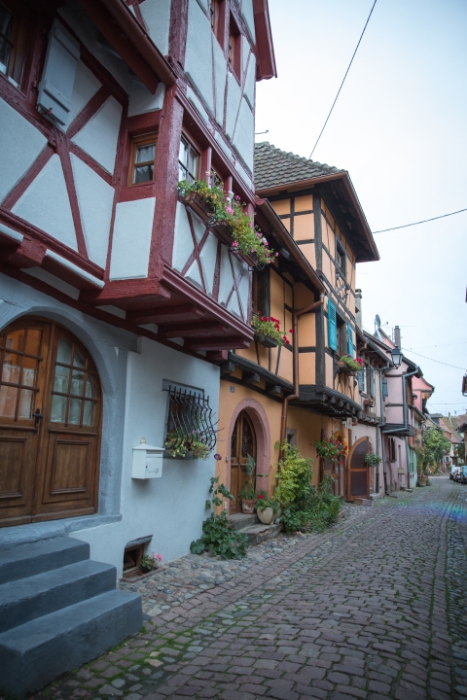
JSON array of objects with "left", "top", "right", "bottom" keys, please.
[
  {"left": 0, "top": 2, "right": 276, "bottom": 686},
  {"left": 215, "top": 143, "right": 379, "bottom": 507}
]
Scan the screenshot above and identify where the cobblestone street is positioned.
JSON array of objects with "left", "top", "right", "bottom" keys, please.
[{"left": 33, "top": 477, "right": 467, "bottom": 700}]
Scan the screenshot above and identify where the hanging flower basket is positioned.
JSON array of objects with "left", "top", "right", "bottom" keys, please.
[
  {"left": 251, "top": 313, "right": 291, "bottom": 347},
  {"left": 314, "top": 435, "right": 348, "bottom": 462}
]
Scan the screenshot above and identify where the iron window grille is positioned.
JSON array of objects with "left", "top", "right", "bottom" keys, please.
[{"left": 163, "top": 383, "right": 217, "bottom": 459}]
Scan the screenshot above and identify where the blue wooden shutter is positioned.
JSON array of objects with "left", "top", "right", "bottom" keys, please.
[
  {"left": 37, "top": 21, "right": 80, "bottom": 128},
  {"left": 357, "top": 369, "right": 365, "bottom": 392},
  {"left": 370, "top": 368, "right": 375, "bottom": 397},
  {"left": 327, "top": 299, "right": 337, "bottom": 351},
  {"left": 347, "top": 322, "right": 353, "bottom": 356},
  {"left": 382, "top": 378, "right": 388, "bottom": 398}
]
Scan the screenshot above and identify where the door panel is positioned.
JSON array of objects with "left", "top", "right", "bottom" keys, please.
[
  {"left": 0, "top": 319, "right": 101, "bottom": 527},
  {"left": 230, "top": 411, "right": 257, "bottom": 514},
  {"left": 347, "top": 437, "right": 369, "bottom": 501}
]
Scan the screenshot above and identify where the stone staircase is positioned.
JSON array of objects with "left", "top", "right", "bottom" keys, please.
[
  {"left": 0, "top": 536, "right": 142, "bottom": 699},
  {"left": 228, "top": 512, "right": 282, "bottom": 545}
]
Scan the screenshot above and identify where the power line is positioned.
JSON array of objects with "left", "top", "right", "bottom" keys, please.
[
  {"left": 308, "top": 0, "right": 378, "bottom": 160},
  {"left": 373, "top": 208, "right": 467, "bottom": 234},
  {"left": 402, "top": 348, "right": 466, "bottom": 371}
]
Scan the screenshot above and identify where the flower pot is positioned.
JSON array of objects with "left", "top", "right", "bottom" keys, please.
[
  {"left": 182, "top": 192, "right": 212, "bottom": 221},
  {"left": 211, "top": 221, "right": 232, "bottom": 243},
  {"left": 254, "top": 334, "right": 278, "bottom": 348},
  {"left": 241, "top": 498, "right": 256, "bottom": 514},
  {"left": 257, "top": 506, "right": 276, "bottom": 525},
  {"left": 141, "top": 565, "right": 152, "bottom": 574},
  {"left": 337, "top": 361, "right": 355, "bottom": 376}
]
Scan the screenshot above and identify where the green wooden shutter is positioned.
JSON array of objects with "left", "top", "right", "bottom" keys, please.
[
  {"left": 327, "top": 299, "right": 337, "bottom": 351},
  {"left": 347, "top": 323, "right": 353, "bottom": 356}
]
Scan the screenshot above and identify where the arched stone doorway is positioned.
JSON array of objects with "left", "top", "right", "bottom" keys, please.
[
  {"left": 227, "top": 399, "right": 271, "bottom": 515},
  {"left": 0, "top": 317, "right": 102, "bottom": 526},
  {"left": 347, "top": 436, "right": 370, "bottom": 501}
]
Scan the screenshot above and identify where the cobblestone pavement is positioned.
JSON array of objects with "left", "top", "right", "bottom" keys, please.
[{"left": 33, "top": 477, "right": 467, "bottom": 700}]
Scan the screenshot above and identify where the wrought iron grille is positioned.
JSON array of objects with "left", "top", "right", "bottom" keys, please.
[{"left": 164, "top": 384, "right": 217, "bottom": 459}]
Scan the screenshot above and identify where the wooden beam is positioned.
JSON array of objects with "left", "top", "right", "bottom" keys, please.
[
  {"left": 158, "top": 322, "right": 228, "bottom": 338},
  {"left": 126, "top": 304, "right": 204, "bottom": 325},
  {"left": 188, "top": 338, "right": 250, "bottom": 351},
  {"left": 80, "top": 279, "right": 171, "bottom": 304},
  {"left": 243, "top": 371, "right": 261, "bottom": 384},
  {"left": 267, "top": 385, "right": 282, "bottom": 396},
  {"left": 220, "top": 361, "right": 235, "bottom": 374}
]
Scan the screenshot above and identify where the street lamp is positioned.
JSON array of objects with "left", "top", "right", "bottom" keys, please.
[{"left": 391, "top": 345, "right": 402, "bottom": 369}]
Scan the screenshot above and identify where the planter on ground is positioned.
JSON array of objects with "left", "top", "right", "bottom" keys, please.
[
  {"left": 257, "top": 507, "right": 276, "bottom": 525},
  {"left": 241, "top": 498, "right": 256, "bottom": 514}
]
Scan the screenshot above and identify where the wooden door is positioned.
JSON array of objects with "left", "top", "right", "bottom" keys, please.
[
  {"left": 347, "top": 437, "right": 369, "bottom": 501},
  {"left": 230, "top": 411, "right": 256, "bottom": 514},
  {"left": 0, "top": 319, "right": 101, "bottom": 527},
  {"left": 320, "top": 456, "right": 344, "bottom": 497}
]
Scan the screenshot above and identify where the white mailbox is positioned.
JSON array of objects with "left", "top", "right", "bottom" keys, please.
[{"left": 132, "top": 438, "right": 164, "bottom": 479}]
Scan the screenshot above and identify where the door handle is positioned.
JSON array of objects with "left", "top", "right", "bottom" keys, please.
[{"left": 33, "top": 408, "right": 43, "bottom": 435}]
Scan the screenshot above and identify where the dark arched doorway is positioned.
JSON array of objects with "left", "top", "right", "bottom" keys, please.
[
  {"left": 347, "top": 436, "right": 370, "bottom": 501},
  {"left": 230, "top": 410, "right": 257, "bottom": 514},
  {"left": 0, "top": 318, "right": 102, "bottom": 526}
]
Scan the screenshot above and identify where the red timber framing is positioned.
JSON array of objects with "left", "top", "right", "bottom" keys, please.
[{"left": 0, "top": 0, "right": 276, "bottom": 354}]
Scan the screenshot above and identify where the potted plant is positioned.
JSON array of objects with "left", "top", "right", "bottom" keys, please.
[
  {"left": 338, "top": 355, "right": 363, "bottom": 374},
  {"left": 251, "top": 313, "right": 291, "bottom": 348},
  {"left": 255, "top": 490, "right": 280, "bottom": 525},
  {"left": 314, "top": 435, "right": 348, "bottom": 463},
  {"left": 164, "top": 431, "right": 211, "bottom": 459},
  {"left": 239, "top": 454, "right": 257, "bottom": 513},
  {"left": 141, "top": 552, "right": 163, "bottom": 574},
  {"left": 364, "top": 452, "right": 382, "bottom": 467}
]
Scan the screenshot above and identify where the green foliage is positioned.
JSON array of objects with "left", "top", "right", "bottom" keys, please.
[
  {"left": 239, "top": 454, "right": 257, "bottom": 500},
  {"left": 365, "top": 452, "right": 382, "bottom": 466},
  {"left": 191, "top": 477, "right": 248, "bottom": 560},
  {"left": 417, "top": 428, "right": 452, "bottom": 474},
  {"left": 339, "top": 355, "right": 363, "bottom": 372},
  {"left": 190, "top": 511, "right": 248, "bottom": 559},
  {"left": 314, "top": 435, "right": 348, "bottom": 463},
  {"left": 455, "top": 443, "right": 466, "bottom": 461},
  {"left": 274, "top": 441, "right": 313, "bottom": 507},
  {"left": 178, "top": 179, "right": 225, "bottom": 216},
  {"left": 164, "top": 431, "right": 210, "bottom": 459},
  {"left": 255, "top": 489, "right": 280, "bottom": 513},
  {"left": 251, "top": 313, "right": 290, "bottom": 346}
]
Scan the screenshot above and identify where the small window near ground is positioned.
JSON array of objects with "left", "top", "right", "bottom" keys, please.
[
  {"left": 130, "top": 133, "right": 157, "bottom": 185},
  {"left": 179, "top": 136, "right": 200, "bottom": 183}
]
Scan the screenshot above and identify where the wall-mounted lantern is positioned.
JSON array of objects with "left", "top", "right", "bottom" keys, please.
[
  {"left": 132, "top": 438, "right": 164, "bottom": 479},
  {"left": 390, "top": 345, "right": 403, "bottom": 369}
]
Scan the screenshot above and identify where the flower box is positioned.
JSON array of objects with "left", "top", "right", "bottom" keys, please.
[
  {"left": 364, "top": 398, "right": 375, "bottom": 407},
  {"left": 180, "top": 191, "right": 213, "bottom": 221},
  {"left": 255, "top": 334, "right": 278, "bottom": 348},
  {"left": 337, "top": 361, "right": 356, "bottom": 376}
]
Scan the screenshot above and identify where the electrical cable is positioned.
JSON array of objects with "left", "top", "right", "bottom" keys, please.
[
  {"left": 308, "top": 0, "right": 378, "bottom": 160},
  {"left": 401, "top": 348, "right": 467, "bottom": 371},
  {"left": 372, "top": 207, "right": 467, "bottom": 234}
]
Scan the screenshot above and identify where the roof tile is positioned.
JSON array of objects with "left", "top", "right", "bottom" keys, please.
[{"left": 254, "top": 141, "right": 343, "bottom": 191}]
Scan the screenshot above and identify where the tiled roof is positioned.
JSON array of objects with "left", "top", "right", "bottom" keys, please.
[{"left": 254, "top": 142, "right": 344, "bottom": 191}]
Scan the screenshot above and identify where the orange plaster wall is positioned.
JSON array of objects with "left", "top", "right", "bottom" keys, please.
[
  {"left": 286, "top": 407, "right": 322, "bottom": 487},
  {"left": 271, "top": 199, "right": 290, "bottom": 216},
  {"left": 298, "top": 312, "right": 316, "bottom": 346},
  {"left": 299, "top": 352, "right": 316, "bottom": 384},
  {"left": 216, "top": 380, "right": 283, "bottom": 499},
  {"left": 278, "top": 346, "right": 293, "bottom": 382},
  {"left": 298, "top": 243, "right": 316, "bottom": 269},
  {"left": 295, "top": 194, "right": 313, "bottom": 212},
  {"left": 293, "top": 213, "right": 313, "bottom": 240}
]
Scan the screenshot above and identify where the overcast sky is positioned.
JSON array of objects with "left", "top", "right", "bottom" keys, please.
[{"left": 256, "top": 0, "right": 467, "bottom": 417}]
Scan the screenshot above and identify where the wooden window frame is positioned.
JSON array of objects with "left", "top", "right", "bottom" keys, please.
[
  {"left": 0, "top": 0, "right": 31, "bottom": 89},
  {"left": 128, "top": 132, "right": 157, "bottom": 187},
  {"left": 228, "top": 14, "right": 241, "bottom": 81},
  {"left": 210, "top": 0, "right": 226, "bottom": 47},
  {"left": 336, "top": 239, "right": 346, "bottom": 277},
  {"left": 178, "top": 133, "right": 201, "bottom": 184}
]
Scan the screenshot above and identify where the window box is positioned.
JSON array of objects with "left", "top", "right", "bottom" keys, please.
[
  {"left": 180, "top": 190, "right": 213, "bottom": 222},
  {"left": 163, "top": 382, "right": 216, "bottom": 460},
  {"left": 254, "top": 334, "right": 278, "bottom": 348},
  {"left": 337, "top": 361, "right": 356, "bottom": 376},
  {"left": 364, "top": 398, "right": 375, "bottom": 408}
]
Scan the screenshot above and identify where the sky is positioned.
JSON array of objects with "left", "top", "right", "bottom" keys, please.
[{"left": 255, "top": 0, "right": 467, "bottom": 417}]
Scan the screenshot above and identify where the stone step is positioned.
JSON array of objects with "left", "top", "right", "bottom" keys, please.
[
  {"left": 0, "top": 559, "right": 117, "bottom": 633},
  {"left": 241, "top": 523, "right": 282, "bottom": 545},
  {"left": 228, "top": 513, "right": 258, "bottom": 530},
  {"left": 0, "top": 536, "right": 89, "bottom": 585},
  {"left": 353, "top": 498, "right": 373, "bottom": 507},
  {"left": 0, "top": 589, "right": 142, "bottom": 699}
]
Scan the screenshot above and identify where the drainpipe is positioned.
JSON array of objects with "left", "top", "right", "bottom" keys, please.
[
  {"left": 378, "top": 361, "right": 391, "bottom": 495},
  {"left": 279, "top": 294, "right": 325, "bottom": 457},
  {"left": 386, "top": 365, "right": 419, "bottom": 490}
]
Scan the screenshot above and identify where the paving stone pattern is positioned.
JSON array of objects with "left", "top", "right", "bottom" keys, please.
[{"left": 32, "top": 477, "right": 467, "bottom": 700}]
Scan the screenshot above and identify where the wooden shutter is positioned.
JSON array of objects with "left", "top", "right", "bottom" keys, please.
[
  {"left": 327, "top": 299, "right": 338, "bottom": 352},
  {"left": 346, "top": 323, "right": 353, "bottom": 356},
  {"left": 37, "top": 21, "right": 80, "bottom": 128},
  {"left": 382, "top": 378, "right": 388, "bottom": 398},
  {"left": 370, "top": 368, "right": 375, "bottom": 397}
]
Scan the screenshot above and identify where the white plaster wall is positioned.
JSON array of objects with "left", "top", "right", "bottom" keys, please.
[
  {"left": 213, "top": 40, "right": 227, "bottom": 126},
  {"left": 0, "top": 98, "right": 47, "bottom": 202},
  {"left": 71, "top": 154, "right": 115, "bottom": 268},
  {"left": 140, "top": 0, "right": 171, "bottom": 56},
  {"left": 184, "top": 0, "right": 214, "bottom": 112},
  {"left": 12, "top": 154, "right": 78, "bottom": 251},
  {"left": 225, "top": 73, "right": 241, "bottom": 139},
  {"left": 110, "top": 198, "right": 156, "bottom": 280},
  {"left": 68, "top": 60, "right": 102, "bottom": 125},
  {"left": 74, "top": 336, "right": 220, "bottom": 575},
  {"left": 186, "top": 87, "right": 210, "bottom": 125},
  {"left": 172, "top": 202, "right": 194, "bottom": 273},
  {"left": 240, "top": 0, "right": 256, "bottom": 41},
  {"left": 233, "top": 97, "right": 254, "bottom": 172},
  {"left": 72, "top": 96, "right": 122, "bottom": 174},
  {"left": 128, "top": 81, "right": 165, "bottom": 118}
]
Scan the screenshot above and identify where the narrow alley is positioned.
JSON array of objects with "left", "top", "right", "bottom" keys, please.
[{"left": 33, "top": 477, "right": 467, "bottom": 700}]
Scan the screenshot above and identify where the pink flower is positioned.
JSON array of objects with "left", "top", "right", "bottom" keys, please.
[
  {"left": 275, "top": 252, "right": 279, "bottom": 257},
  {"left": 156, "top": 553, "right": 163, "bottom": 561},
  {"left": 226, "top": 207, "right": 234, "bottom": 215},
  {"left": 235, "top": 195, "right": 241, "bottom": 200},
  {"left": 231, "top": 241, "right": 239, "bottom": 248},
  {"left": 256, "top": 231, "right": 262, "bottom": 238},
  {"left": 214, "top": 453, "right": 222, "bottom": 460}
]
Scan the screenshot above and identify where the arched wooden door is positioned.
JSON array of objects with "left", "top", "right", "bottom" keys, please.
[
  {"left": 230, "top": 411, "right": 257, "bottom": 514},
  {"left": 347, "top": 437, "right": 370, "bottom": 502},
  {"left": 320, "top": 456, "right": 345, "bottom": 497},
  {"left": 0, "top": 318, "right": 102, "bottom": 527}
]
